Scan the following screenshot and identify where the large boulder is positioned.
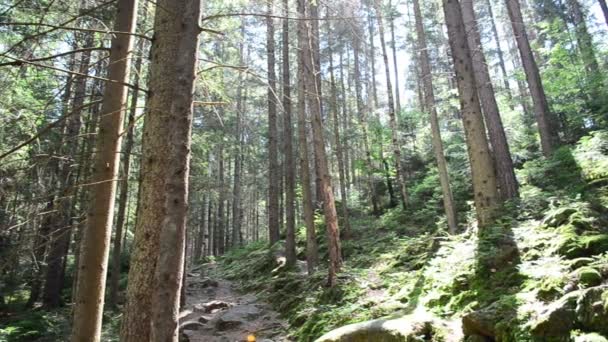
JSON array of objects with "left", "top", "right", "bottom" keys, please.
[
  {"left": 315, "top": 311, "right": 459, "bottom": 342},
  {"left": 530, "top": 291, "right": 578, "bottom": 339},
  {"left": 462, "top": 302, "right": 501, "bottom": 338},
  {"left": 576, "top": 285, "right": 608, "bottom": 336}
]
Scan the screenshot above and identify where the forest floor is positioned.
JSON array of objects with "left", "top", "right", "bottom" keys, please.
[{"left": 180, "top": 264, "right": 291, "bottom": 342}]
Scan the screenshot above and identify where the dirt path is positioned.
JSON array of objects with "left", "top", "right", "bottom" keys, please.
[{"left": 180, "top": 265, "right": 291, "bottom": 342}]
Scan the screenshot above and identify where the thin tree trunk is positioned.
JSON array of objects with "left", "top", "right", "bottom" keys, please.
[
  {"left": 282, "top": 0, "right": 296, "bottom": 266},
  {"left": 266, "top": 0, "right": 280, "bottom": 245},
  {"left": 303, "top": 0, "right": 342, "bottom": 286},
  {"left": 600, "top": 0, "right": 608, "bottom": 27},
  {"left": 352, "top": 28, "right": 379, "bottom": 215},
  {"left": 109, "top": 34, "right": 145, "bottom": 309},
  {"left": 442, "top": 0, "right": 500, "bottom": 228},
  {"left": 217, "top": 145, "right": 225, "bottom": 255},
  {"left": 485, "top": 0, "right": 514, "bottom": 103},
  {"left": 43, "top": 34, "right": 93, "bottom": 308},
  {"left": 374, "top": 0, "right": 409, "bottom": 209},
  {"left": 389, "top": 0, "right": 401, "bottom": 114},
  {"left": 567, "top": 0, "right": 600, "bottom": 75},
  {"left": 71, "top": 0, "right": 137, "bottom": 339},
  {"left": 413, "top": 0, "right": 458, "bottom": 234},
  {"left": 327, "top": 17, "right": 351, "bottom": 238},
  {"left": 506, "top": 0, "right": 560, "bottom": 156},
  {"left": 461, "top": 0, "right": 519, "bottom": 200}
]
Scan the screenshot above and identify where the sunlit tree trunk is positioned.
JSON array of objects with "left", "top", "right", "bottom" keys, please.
[
  {"left": 506, "top": 0, "right": 560, "bottom": 156},
  {"left": 484, "top": 0, "right": 513, "bottom": 104},
  {"left": 109, "top": 34, "right": 145, "bottom": 309},
  {"left": 120, "top": 0, "right": 200, "bottom": 339},
  {"left": 71, "top": 0, "right": 138, "bottom": 340},
  {"left": 301, "top": 0, "right": 341, "bottom": 284},
  {"left": 374, "top": 0, "right": 409, "bottom": 209},
  {"left": 352, "top": 24, "right": 379, "bottom": 215},
  {"left": 461, "top": 0, "right": 519, "bottom": 200},
  {"left": 442, "top": 0, "right": 500, "bottom": 228},
  {"left": 413, "top": 0, "right": 458, "bottom": 234}
]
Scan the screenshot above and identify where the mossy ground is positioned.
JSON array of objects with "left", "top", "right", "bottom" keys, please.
[{"left": 219, "top": 131, "right": 608, "bottom": 342}]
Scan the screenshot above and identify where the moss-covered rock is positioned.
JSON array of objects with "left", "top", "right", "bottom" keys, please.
[
  {"left": 314, "top": 312, "right": 455, "bottom": 342},
  {"left": 576, "top": 285, "right": 608, "bottom": 336},
  {"left": 530, "top": 291, "right": 578, "bottom": 339},
  {"left": 575, "top": 267, "right": 603, "bottom": 287}
]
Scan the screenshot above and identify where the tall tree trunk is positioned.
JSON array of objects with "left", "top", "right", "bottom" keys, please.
[
  {"left": 217, "top": 145, "right": 225, "bottom": 255},
  {"left": 505, "top": 0, "right": 560, "bottom": 156},
  {"left": 43, "top": 33, "right": 93, "bottom": 308},
  {"left": 374, "top": 0, "right": 409, "bottom": 209},
  {"left": 194, "top": 197, "right": 207, "bottom": 260},
  {"left": 567, "top": 0, "right": 600, "bottom": 75},
  {"left": 109, "top": 35, "right": 145, "bottom": 309},
  {"left": 71, "top": 0, "right": 138, "bottom": 339},
  {"left": 327, "top": 17, "right": 351, "bottom": 238},
  {"left": 282, "top": 0, "right": 296, "bottom": 266},
  {"left": 413, "top": 0, "right": 458, "bottom": 234},
  {"left": 368, "top": 13, "right": 395, "bottom": 208},
  {"left": 232, "top": 25, "right": 244, "bottom": 248},
  {"left": 266, "top": 0, "right": 280, "bottom": 245},
  {"left": 121, "top": 0, "right": 200, "bottom": 340},
  {"left": 389, "top": 0, "right": 401, "bottom": 114},
  {"left": 302, "top": 0, "right": 342, "bottom": 286},
  {"left": 296, "top": 0, "right": 318, "bottom": 275},
  {"left": 461, "top": 0, "right": 519, "bottom": 200},
  {"left": 352, "top": 27, "right": 379, "bottom": 215},
  {"left": 442, "top": 0, "right": 500, "bottom": 228},
  {"left": 485, "top": 0, "right": 514, "bottom": 104}
]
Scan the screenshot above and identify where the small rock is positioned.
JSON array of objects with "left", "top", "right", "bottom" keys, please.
[
  {"left": 462, "top": 304, "right": 499, "bottom": 338},
  {"left": 194, "top": 300, "right": 230, "bottom": 313},
  {"left": 465, "top": 335, "right": 491, "bottom": 342},
  {"left": 198, "top": 315, "right": 211, "bottom": 324},
  {"left": 180, "top": 321, "right": 205, "bottom": 331}
]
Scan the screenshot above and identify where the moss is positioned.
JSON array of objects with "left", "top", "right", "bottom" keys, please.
[{"left": 575, "top": 267, "right": 603, "bottom": 287}]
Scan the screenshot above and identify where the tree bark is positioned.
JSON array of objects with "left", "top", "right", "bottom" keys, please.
[
  {"left": 302, "top": 0, "right": 342, "bottom": 286},
  {"left": 352, "top": 26, "right": 379, "bottom": 215},
  {"left": 484, "top": 0, "right": 514, "bottom": 103},
  {"left": 71, "top": 0, "right": 138, "bottom": 340},
  {"left": 389, "top": 0, "right": 401, "bottom": 114},
  {"left": 461, "top": 0, "right": 519, "bottom": 200},
  {"left": 266, "top": 0, "right": 280, "bottom": 245},
  {"left": 442, "top": 0, "right": 500, "bottom": 228},
  {"left": 296, "top": 0, "right": 318, "bottom": 275},
  {"left": 505, "top": 0, "right": 560, "bottom": 156},
  {"left": 412, "top": 0, "right": 458, "bottom": 234},
  {"left": 109, "top": 34, "right": 145, "bottom": 309},
  {"left": 120, "top": 0, "right": 199, "bottom": 340},
  {"left": 374, "top": 0, "right": 409, "bottom": 209},
  {"left": 327, "top": 17, "right": 351, "bottom": 238},
  {"left": 43, "top": 33, "right": 93, "bottom": 309},
  {"left": 567, "top": 0, "right": 600, "bottom": 75},
  {"left": 282, "top": 0, "right": 297, "bottom": 266}
]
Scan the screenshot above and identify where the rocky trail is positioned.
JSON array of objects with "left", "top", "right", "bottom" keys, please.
[{"left": 179, "top": 265, "right": 291, "bottom": 342}]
